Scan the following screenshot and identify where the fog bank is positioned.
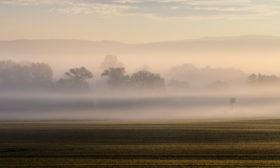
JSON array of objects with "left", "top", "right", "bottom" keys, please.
[{"left": 1, "top": 86, "right": 280, "bottom": 121}]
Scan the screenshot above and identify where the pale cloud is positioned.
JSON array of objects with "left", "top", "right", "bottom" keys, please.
[
  {"left": 1, "top": 0, "right": 280, "bottom": 19},
  {"left": 185, "top": 0, "right": 251, "bottom": 5},
  {"left": 0, "top": 0, "right": 69, "bottom": 5},
  {"left": 56, "top": 4, "right": 132, "bottom": 15}
]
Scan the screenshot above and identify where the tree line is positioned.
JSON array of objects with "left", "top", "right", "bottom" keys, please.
[
  {"left": 0, "top": 59, "right": 278, "bottom": 93},
  {"left": 248, "top": 73, "right": 280, "bottom": 84},
  {"left": 0, "top": 60, "right": 165, "bottom": 93}
]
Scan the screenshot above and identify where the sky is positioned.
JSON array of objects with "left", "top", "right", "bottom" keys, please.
[{"left": 0, "top": 0, "right": 280, "bottom": 43}]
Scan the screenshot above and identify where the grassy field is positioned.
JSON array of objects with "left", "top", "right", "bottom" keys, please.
[{"left": 1, "top": 119, "right": 280, "bottom": 167}]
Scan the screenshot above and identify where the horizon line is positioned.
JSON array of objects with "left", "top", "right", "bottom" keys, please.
[{"left": 1, "top": 34, "right": 280, "bottom": 44}]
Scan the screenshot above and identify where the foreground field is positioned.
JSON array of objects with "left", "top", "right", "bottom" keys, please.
[{"left": 1, "top": 119, "right": 280, "bottom": 167}]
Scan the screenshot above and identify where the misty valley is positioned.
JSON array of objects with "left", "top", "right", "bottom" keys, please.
[
  {"left": 2, "top": 0, "right": 280, "bottom": 166},
  {"left": 2, "top": 56, "right": 280, "bottom": 168},
  {"left": 0, "top": 57, "right": 280, "bottom": 121}
]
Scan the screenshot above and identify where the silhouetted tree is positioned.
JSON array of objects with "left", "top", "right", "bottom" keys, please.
[
  {"left": 56, "top": 67, "right": 93, "bottom": 92},
  {"left": 29, "top": 63, "right": 53, "bottom": 90},
  {"left": 0, "top": 61, "right": 26, "bottom": 90},
  {"left": 0, "top": 61, "right": 53, "bottom": 91},
  {"left": 229, "top": 97, "right": 237, "bottom": 111},
  {"left": 248, "top": 73, "right": 257, "bottom": 83},
  {"left": 168, "top": 64, "right": 246, "bottom": 86},
  {"left": 130, "top": 70, "right": 165, "bottom": 89},
  {"left": 248, "top": 73, "right": 280, "bottom": 84},
  {"left": 100, "top": 55, "right": 124, "bottom": 71},
  {"left": 101, "top": 67, "right": 129, "bottom": 88},
  {"left": 230, "top": 97, "right": 237, "bottom": 105}
]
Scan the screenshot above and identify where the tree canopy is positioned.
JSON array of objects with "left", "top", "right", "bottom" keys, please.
[
  {"left": 56, "top": 67, "right": 93, "bottom": 92},
  {"left": 101, "top": 67, "right": 129, "bottom": 88},
  {"left": 130, "top": 70, "right": 165, "bottom": 90},
  {"left": 0, "top": 61, "right": 53, "bottom": 91}
]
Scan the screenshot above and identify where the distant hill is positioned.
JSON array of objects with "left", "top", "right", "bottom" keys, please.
[
  {"left": 0, "top": 36, "right": 280, "bottom": 74},
  {"left": 1, "top": 36, "right": 280, "bottom": 57},
  {"left": 133, "top": 35, "right": 280, "bottom": 52}
]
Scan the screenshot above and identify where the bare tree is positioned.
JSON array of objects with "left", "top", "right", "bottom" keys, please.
[
  {"left": 100, "top": 55, "right": 124, "bottom": 71},
  {"left": 101, "top": 67, "right": 129, "bottom": 89},
  {"left": 30, "top": 63, "right": 53, "bottom": 90},
  {"left": 130, "top": 70, "right": 165, "bottom": 90},
  {"left": 248, "top": 73, "right": 280, "bottom": 84},
  {"left": 56, "top": 67, "right": 93, "bottom": 92},
  {"left": 0, "top": 60, "right": 54, "bottom": 91}
]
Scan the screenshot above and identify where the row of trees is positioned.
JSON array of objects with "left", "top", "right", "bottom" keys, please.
[
  {"left": 102, "top": 67, "right": 164, "bottom": 89},
  {"left": 0, "top": 61, "right": 53, "bottom": 91},
  {"left": 248, "top": 73, "right": 280, "bottom": 84},
  {"left": 57, "top": 67, "right": 94, "bottom": 92},
  {"left": 1, "top": 59, "right": 278, "bottom": 93},
  {"left": 0, "top": 60, "right": 165, "bottom": 92},
  {"left": 57, "top": 67, "right": 164, "bottom": 92}
]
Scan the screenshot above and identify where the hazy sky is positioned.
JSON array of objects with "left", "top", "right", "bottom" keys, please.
[{"left": 0, "top": 0, "right": 280, "bottom": 43}]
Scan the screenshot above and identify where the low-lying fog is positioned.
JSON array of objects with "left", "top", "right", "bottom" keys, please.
[
  {"left": 1, "top": 87, "right": 280, "bottom": 121},
  {"left": 1, "top": 37, "right": 280, "bottom": 121}
]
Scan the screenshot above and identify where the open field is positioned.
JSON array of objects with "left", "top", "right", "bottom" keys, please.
[{"left": 1, "top": 119, "right": 280, "bottom": 167}]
